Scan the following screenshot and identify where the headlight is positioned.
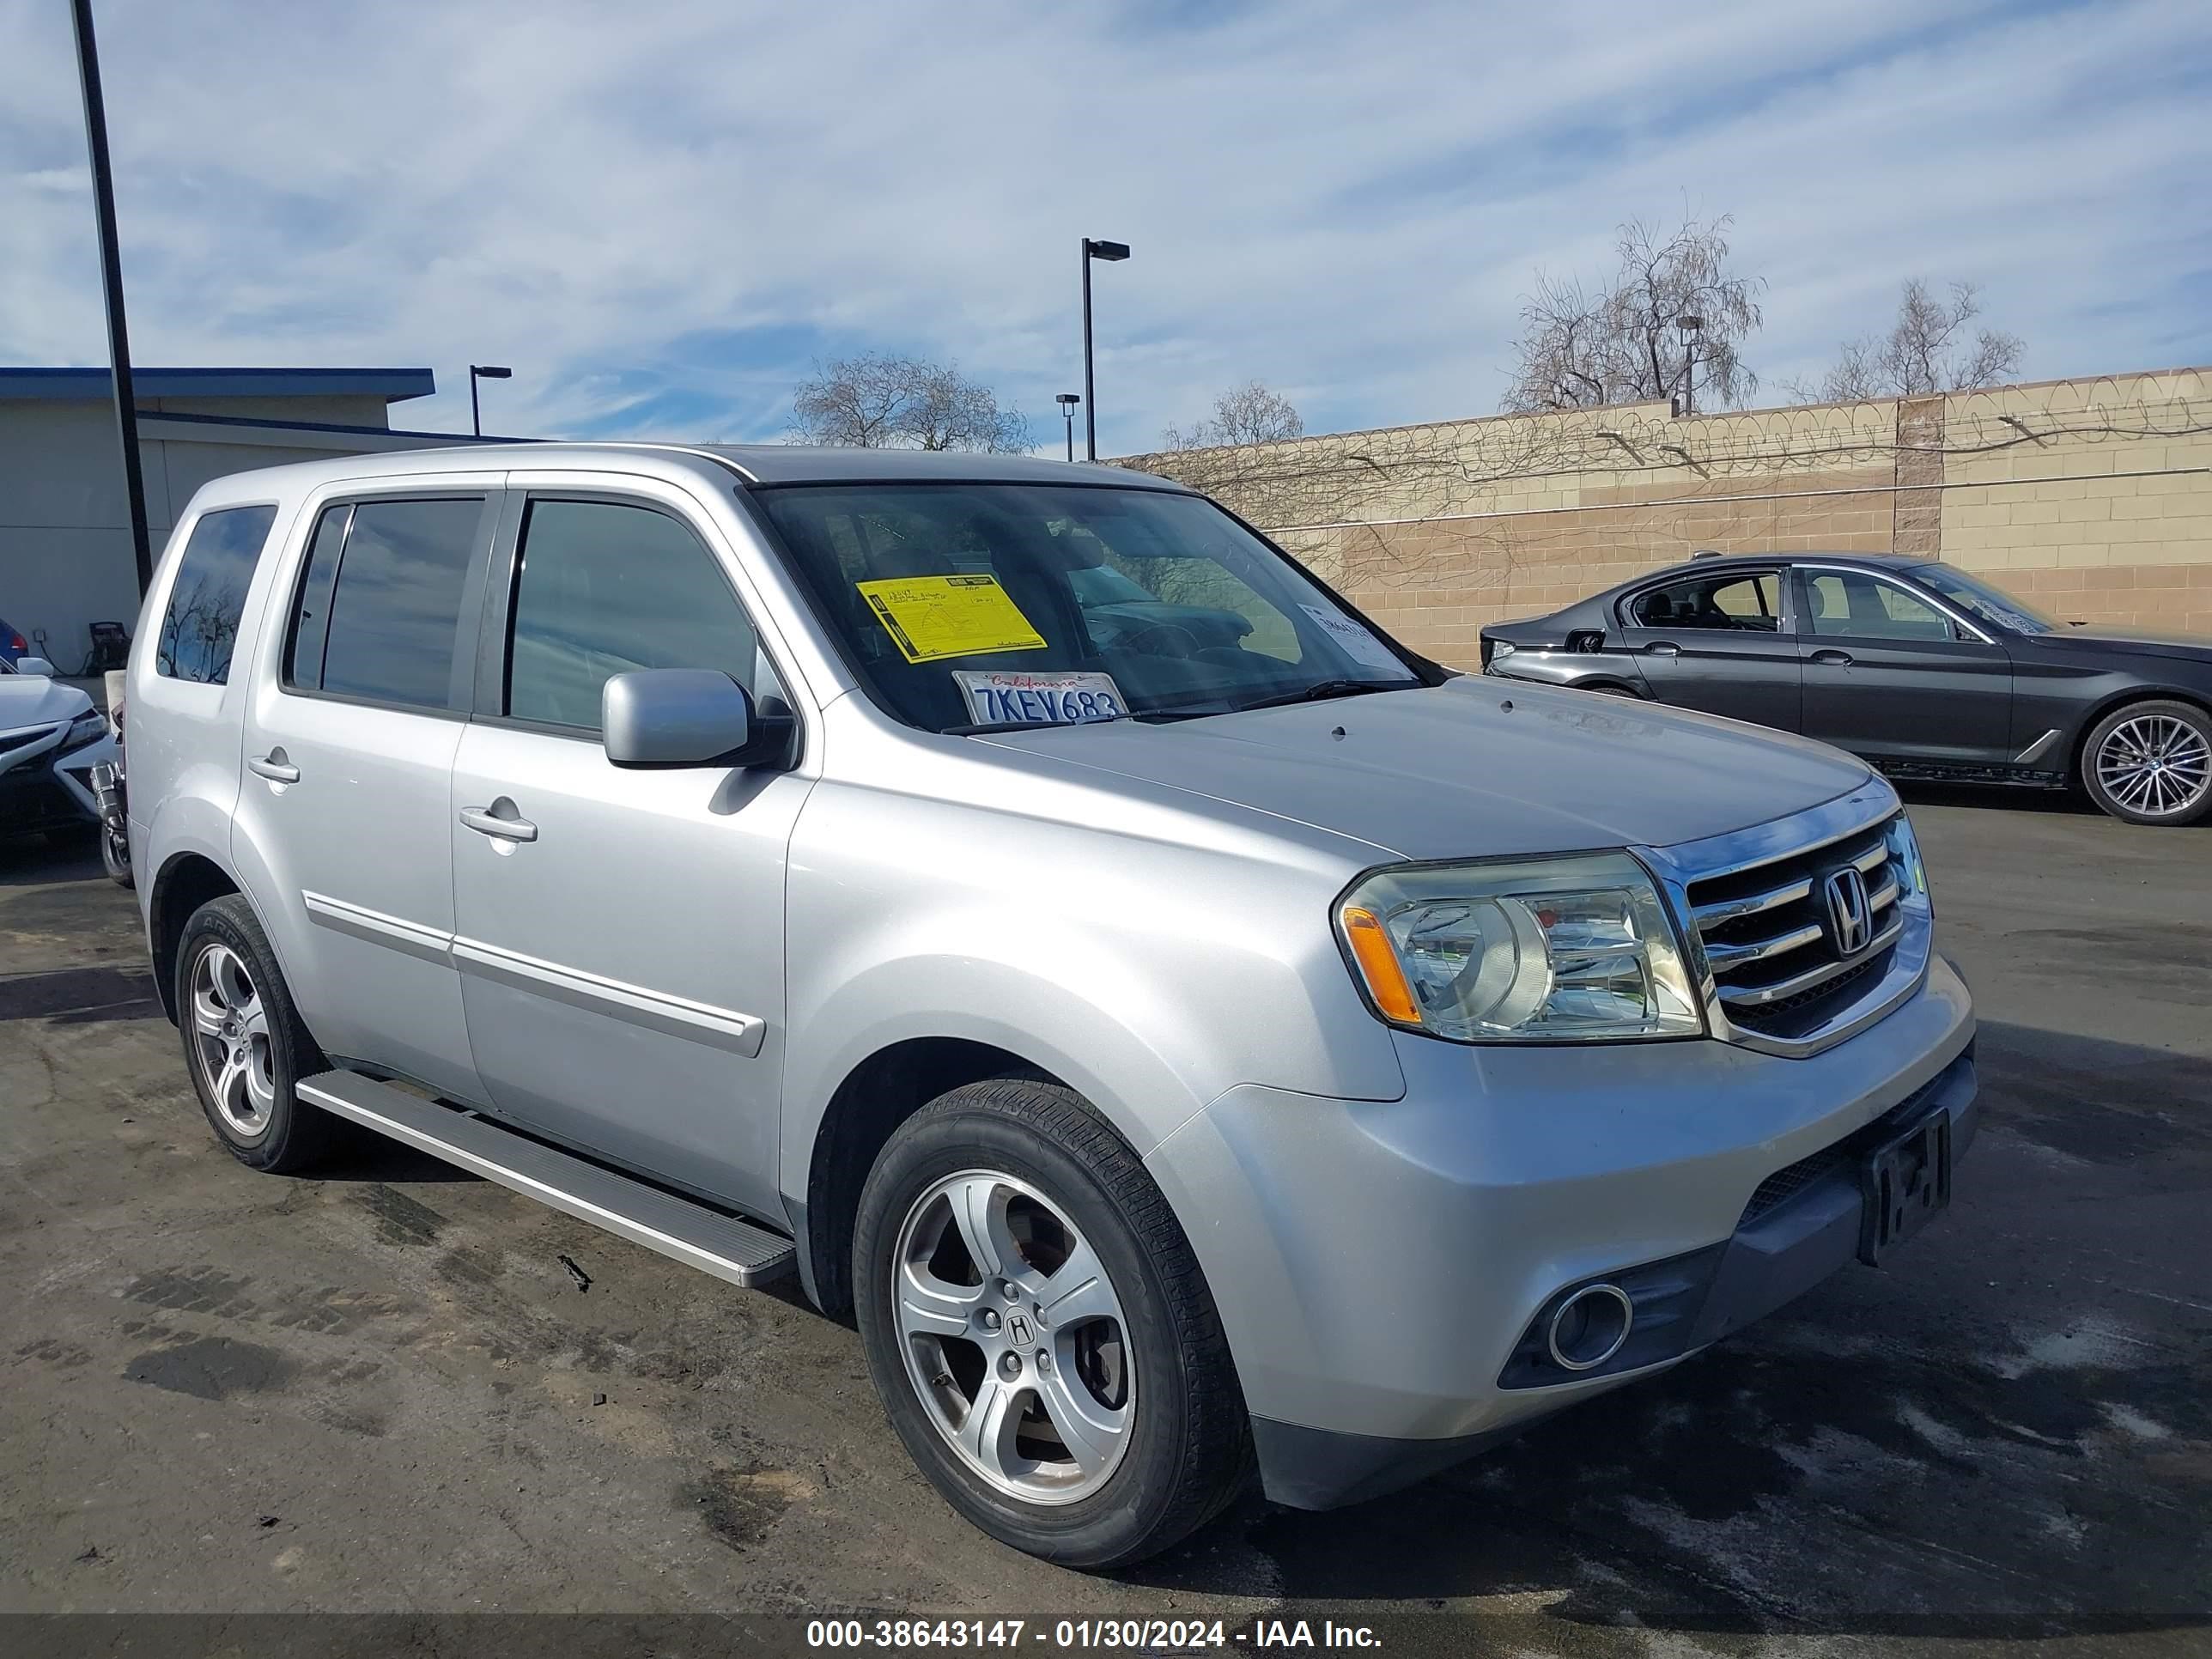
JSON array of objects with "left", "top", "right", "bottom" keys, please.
[
  {"left": 1337, "top": 853, "right": 1705, "bottom": 1042},
  {"left": 63, "top": 711, "right": 110, "bottom": 750},
  {"left": 1491, "top": 641, "right": 1516, "bottom": 659}
]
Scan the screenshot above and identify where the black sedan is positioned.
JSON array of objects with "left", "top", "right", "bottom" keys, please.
[{"left": 1480, "top": 552, "right": 2212, "bottom": 826}]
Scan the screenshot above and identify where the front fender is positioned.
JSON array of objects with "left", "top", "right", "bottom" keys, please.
[
  {"left": 777, "top": 774, "right": 1409, "bottom": 1206},
  {"left": 778, "top": 951, "right": 1209, "bottom": 1202}
]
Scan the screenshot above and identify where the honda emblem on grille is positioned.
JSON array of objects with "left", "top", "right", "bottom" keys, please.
[{"left": 1824, "top": 866, "right": 1874, "bottom": 957}]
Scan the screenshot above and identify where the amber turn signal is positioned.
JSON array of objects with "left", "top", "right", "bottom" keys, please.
[{"left": 1340, "top": 905, "right": 1419, "bottom": 1024}]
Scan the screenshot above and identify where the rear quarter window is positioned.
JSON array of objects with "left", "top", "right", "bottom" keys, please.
[{"left": 155, "top": 505, "right": 278, "bottom": 684}]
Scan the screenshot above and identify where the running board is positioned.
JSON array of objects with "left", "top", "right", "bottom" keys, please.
[{"left": 296, "top": 1071, "right": 796, "bottom": 1286}]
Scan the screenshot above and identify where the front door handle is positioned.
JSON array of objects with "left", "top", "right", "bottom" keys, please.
[
  {"left": 1810, "top": 649, "right": 1854, "bottom": 666},
  {"left": 247, "top": 751, "right": 300, "bottom": 783},
  {"left": 459, "top": 804, "right": 538, "bottom": 843},
  {"left": 1644, "top": 641, "right": 1681, "bottom": 658}
]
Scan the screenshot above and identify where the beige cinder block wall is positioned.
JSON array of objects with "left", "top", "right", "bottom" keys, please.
[
  {"left": 1936, "top": 371, "right": 2212, "bottom": 636},
  {"left": 1131, "top": 367, "right": 2212, "bottom": 670}
]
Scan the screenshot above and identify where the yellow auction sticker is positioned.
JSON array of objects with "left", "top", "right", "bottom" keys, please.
[{"left": 856, "top": 574, "right": 1048, "bottom": 664}]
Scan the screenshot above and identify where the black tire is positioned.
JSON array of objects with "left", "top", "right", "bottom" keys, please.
[
  {"left": 853, "top": 1079, "right": 1253, "bottom": 1569},
  {"left": 174, "top": 894, "right": 343, "bottom": 1173},
  {"left": 100, "top": 823, "right": 133, "bottom": 888},
  {"left": 2078, "top": 699, "right": 2212, "bottom": 827}
]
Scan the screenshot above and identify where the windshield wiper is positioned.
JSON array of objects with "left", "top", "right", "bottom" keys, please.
[
  {"left": 1230, "top": 679, "right": 1404, "bottom": 714},
  {"left": 946, "top": 718, "right": 1102, "bottom": 736},
  {"left": 949, "top": 705, "right": 1231, "bottom": 736}
]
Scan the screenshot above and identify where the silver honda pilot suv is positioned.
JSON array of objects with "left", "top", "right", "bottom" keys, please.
[{"left": 125, "top": 443, "right": 1976, "bottom": 1567}]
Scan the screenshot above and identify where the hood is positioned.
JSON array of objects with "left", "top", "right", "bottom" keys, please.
[
  {"left": 0, "top": 674, "right": 94, "bottom": 775},
  {"left": 0, "top": 672, "right": 93, "bottom": 732},
  {"left": 982, "top": 677, "right": 1872, "bottom": 860},
  {"left": 2023, "top": 623, "right": 2212, "bottom": 664}
]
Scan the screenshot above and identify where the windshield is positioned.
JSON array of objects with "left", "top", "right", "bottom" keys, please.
[
  {"left": 1913, "top": 563, "right": 2058, "bottom": 635},
  {"left": 754, "top": 482, "right": 1421, "bottom": 733}
]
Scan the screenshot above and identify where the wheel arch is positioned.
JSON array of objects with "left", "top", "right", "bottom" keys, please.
[
  {"left": 798, "top": 1036, "right": 1077, "bottom": 1318},
  {"left": 2065, "top": 684, "right": 2212, "bottom": 784},
  {"left": 148, "top": 851, "right": 241, "bottom": 1024}
]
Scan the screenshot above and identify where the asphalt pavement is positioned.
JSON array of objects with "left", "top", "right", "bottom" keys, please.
[{"left": 1, "top": 787, "right": 2206, "bottom": 1657}]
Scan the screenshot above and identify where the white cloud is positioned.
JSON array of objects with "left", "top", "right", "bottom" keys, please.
[{"left": 3, "top": 0, "right": 2208, "bottom": 451}]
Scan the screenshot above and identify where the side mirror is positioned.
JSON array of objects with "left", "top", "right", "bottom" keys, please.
[
  {"left": 14, "top": 656, "right": 55, "bottom": 678},
  {"left": 601, "top": 669, "right": 789, "bottom": 769}
]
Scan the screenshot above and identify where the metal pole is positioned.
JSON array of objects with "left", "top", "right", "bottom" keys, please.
[
  {"left": 1064, "top": 410, "right": 1073, "bottom": 464},
  {"left": 1081, "top": 241, "right": 1097, "bottom": 462},
  {"left": 471, "top": 371, "right": 482, "bottom": 437},
  {"left": 70, "top": 0, "right": 152, "bottom": 596}
]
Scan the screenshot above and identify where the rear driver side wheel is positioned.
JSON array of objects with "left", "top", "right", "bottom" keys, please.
[
  {"left": 853, "top": 1079, "right": 1253, "bottom": 1568},
  {"left": 176, "top": 895, "right": 343, "bottom": 1173},
  {"left": 2081, "top": 700, "right": 2212, "bottom": 826}
]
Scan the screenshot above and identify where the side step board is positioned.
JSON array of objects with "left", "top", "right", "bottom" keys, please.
[{"left": 296, "top": 1070, "right": 796, "bottom": 1286}]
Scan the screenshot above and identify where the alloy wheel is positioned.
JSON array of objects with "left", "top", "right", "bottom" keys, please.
[
  {"left": 892, "top": 1170, "right": 1135, "bottom": 1504},
  {"left": 2096, "top": 714, "right": 2212, "bottom": 819},
  {"left": 188, "top": 942, "right": 276, "bottom": 1137}
]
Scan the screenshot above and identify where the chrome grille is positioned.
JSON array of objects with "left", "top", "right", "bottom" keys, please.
[{"left": 1687, "top": 817, "right": 1904, "bottom": 1042}]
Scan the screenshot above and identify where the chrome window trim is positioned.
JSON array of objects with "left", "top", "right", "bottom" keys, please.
[
  {"left": 1636, "top": 776, "right": 1929, "bottom": 1060},
  {"left": 1612, "top": 563, "right": 1792, "bottom": 636},
  {"left": 1791, "top": 562, "right": 1996, "bottom": 647}
]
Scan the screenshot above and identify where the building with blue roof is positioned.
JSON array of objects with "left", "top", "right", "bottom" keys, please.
[{"left": 0, "top": 366, "right": 483, "bottom": 670}]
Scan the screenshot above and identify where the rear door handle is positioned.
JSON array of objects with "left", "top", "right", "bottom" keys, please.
[
  {"left": 459, "top": 804, "right": 538, "bottom": 843},
  {"left": 247, "top": 752, "right": 300, "bottom": 783},
  {"left": 1810, "top": 649, "right": 1854, "bottom": 666},
  {"left": 1644, "top": 641, "right": 1681, "bottom": 658}
]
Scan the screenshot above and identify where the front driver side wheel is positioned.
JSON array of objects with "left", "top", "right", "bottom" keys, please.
[
  {"left": 2081, "top": 700, "right": 2212, "bottom": 826},
  {"left": 853, "top": 1079, "right": 1253, "bottom": 1568}
]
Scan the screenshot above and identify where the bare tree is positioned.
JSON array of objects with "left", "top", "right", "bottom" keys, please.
[
  {"left": 789, "top": 353, "right": 1030, "bottom": 451},
  {"left": 1502, "top": 213, "right": 1765, "bottom": 415},
  {"left": 1787, "top": 279, "right": 2025, "bottom": 403},
  {"left": 1162, "top": 381, "right": 1306, "bottom": 450}
]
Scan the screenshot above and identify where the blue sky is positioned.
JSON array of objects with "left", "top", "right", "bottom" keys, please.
[{"left": 4, "top": 0, "right": 2209, "bottom": 453}]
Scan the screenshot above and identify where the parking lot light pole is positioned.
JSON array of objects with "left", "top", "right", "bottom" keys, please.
[
  {"left": 469, "top": 364, "right": 512, "bottom": 437},
  {"left": 1080, "top": 239, "right": 1129, "bottom": 461},
  {"left": 1054, "top": 393, "right": 1081, "bottom": 462},
  {"left": 70, "top": 0, "right": 152, "bottom": 597}
]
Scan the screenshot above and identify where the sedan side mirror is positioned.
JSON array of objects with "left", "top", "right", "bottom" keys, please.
[
  {"left": 601, "top": 669, "right": 791, "bottom": 769},
  {"left": 13, "top": 656, "right": 55, "bottom": 678}
]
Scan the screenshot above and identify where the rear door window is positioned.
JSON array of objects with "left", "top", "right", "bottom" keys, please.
[
  {"left": 289, "top": 497, "right": 489, "bottom": 710},
  {"left": 155, "top": 505, "right": 278, "bottom": 684},
  {"left": 1628, "top": 571, "right": 1781, "bottom": 632}
]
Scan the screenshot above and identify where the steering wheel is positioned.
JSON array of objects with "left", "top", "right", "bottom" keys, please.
[{"left": 1117, "top": 621, "right": 1204, "bottom": 659}]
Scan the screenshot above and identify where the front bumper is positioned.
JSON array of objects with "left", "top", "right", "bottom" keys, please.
[
  {"left": 1144, "top": 952, "right": 1976, "bottom": 1510},
  {"left": 1, "top": 757, "right": 98, "bottom": 834}
]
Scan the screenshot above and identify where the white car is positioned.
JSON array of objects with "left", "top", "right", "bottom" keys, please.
[{"left": 0, "top": 655, "right": 118, "bottom": 843}]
